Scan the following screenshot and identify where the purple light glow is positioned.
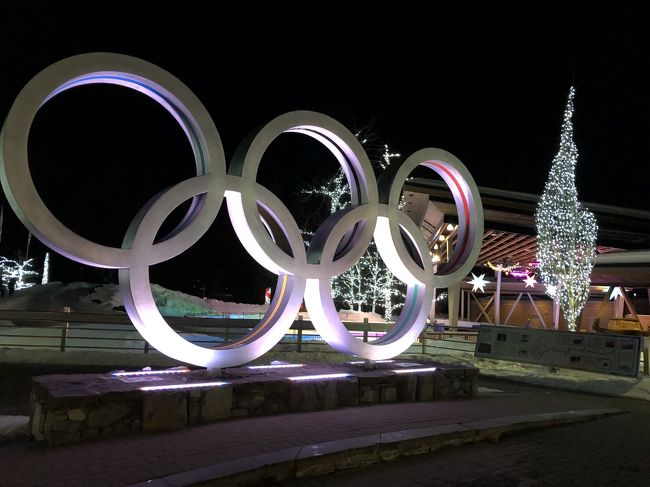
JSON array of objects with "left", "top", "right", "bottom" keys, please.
[
  {"left": 112, "top": 368, "right": 189, "bottom": 377},
  {"left": 247, "top": 364, "right": 304, "bottom": 369},
  {"left": 508, "top": 270, "right": 531, "bottom": 279}
]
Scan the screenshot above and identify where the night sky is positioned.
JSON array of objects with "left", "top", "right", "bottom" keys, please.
[{"left": 1, "top": 4, "right": 649, "bottom": 302}]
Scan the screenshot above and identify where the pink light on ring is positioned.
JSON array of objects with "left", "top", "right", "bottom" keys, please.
[{"left": 508, "top": 269, "right": 531, "bottom": 279}]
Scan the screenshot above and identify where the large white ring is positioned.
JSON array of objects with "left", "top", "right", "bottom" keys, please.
[{"left": 0, "top": 53, "right": 484, "bottom": 367}]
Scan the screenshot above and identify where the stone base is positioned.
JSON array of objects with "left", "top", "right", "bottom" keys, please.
[{"left": 29, "top": 360, "right": 478, "bottom": 446}]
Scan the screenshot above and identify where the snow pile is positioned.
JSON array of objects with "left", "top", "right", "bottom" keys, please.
[
  {"left": 0, "top": 281, "right": 270, "bottom": 317},
  {"left": 0, "top": 281, "right": 115, "bottom": 313},
  {"left": 147, "top": 284, "right": 268, "bottom": 317}
]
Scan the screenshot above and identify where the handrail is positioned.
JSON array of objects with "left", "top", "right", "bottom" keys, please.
[{"left": 0, "top": 309, "right": 479, "bottom": 357}]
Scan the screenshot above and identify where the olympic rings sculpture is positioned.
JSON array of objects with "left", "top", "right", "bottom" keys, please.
[{"left": 0, "top": 53, "right": 483, "bottom": 368}]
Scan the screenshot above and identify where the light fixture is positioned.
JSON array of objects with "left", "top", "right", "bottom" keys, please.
[
  {"left": 433, "top": 243, "right": 439, "bottom": 250},
  {"left": 113, "top": 368, "right": 190, "bottom": 377},
  {"left": 438, "top": 235, "right": 446, "bottom": 241},
  {"left": 446, "top": 223, "right": 454, "bottom": 232},
  {"left": 348, "top": 359, "right": 394, "bottom": 364},
  {"left": 247, "top": 364, "right": 304, "bottom": 369},
  {"left": 140, "top": 381, "right": 228, "bottom": 391},
  {"left": 432, "top": 254, "right": 441, "bottom": 263},
  {"left": 391, "top": 367, "right": 437, "bottom": 374},
  {"left": 288, "top": 373, "right": 350, "bottom": 381}
]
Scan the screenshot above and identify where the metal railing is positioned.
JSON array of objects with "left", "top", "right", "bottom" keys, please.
[{"left": 0, "top": 309, "right": 478, "bottom": 356}]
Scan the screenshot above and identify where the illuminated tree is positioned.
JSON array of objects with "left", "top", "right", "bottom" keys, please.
[
  {"left": 0, "top": 256, "right": 38, "bottom": 290},
  {"left": 303, "top": 138, "right": 405, "bottom": 319},
  {"left": 535, "top": 87, "right": 597, "bottom": 331},
  {"left": 41, "top": 252, "right": 50, "bottom": 285}
]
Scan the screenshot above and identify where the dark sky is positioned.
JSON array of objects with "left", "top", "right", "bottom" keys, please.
[{"left": 1, "top": 3, "right": 649, "bottom": 301}]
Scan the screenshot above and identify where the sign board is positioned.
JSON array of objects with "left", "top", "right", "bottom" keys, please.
[{"left": 474, "top": 325, "right": 641, "bottom": 377}]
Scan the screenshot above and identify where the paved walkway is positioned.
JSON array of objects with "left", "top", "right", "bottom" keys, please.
[
  {"left": 0, "top": 377, "right": 646, "bottom": 486},
  {"left": 281, "top": 380, "right": 650, "bottom": 487}
]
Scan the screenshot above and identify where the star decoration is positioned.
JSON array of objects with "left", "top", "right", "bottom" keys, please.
[
  {"left": 523, "top": 275, "right": 537, "bottom": 288},
  {"left": 468, "top": 273, "right": 488, "bottom": 293},
  {"left": 609, "top": 286, "right": 623, "bottom": 301}
]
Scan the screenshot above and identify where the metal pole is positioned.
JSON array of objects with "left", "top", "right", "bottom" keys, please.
[
  {"left": 363, "top": 317, "right": 369, "bottom": 343},
  {"left": 495, "top": 269, "right": 502, "bottom": 324},
  {"left": 296, "top": 316, "right": 303, "bottom": 352},
  {"left": 60, "top": 306, "right": 70, "bottom": 351}
]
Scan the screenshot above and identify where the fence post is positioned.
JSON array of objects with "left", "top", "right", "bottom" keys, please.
[
  {"left": 421, "top": 328, "right": 426, "bottom": 354},
  {"left": 363, "top": 318, "right": 369, "bottom": 343},
  {"left": 296, "top": 315, "right": 303, "bottom": 353},
  {"left": 224, "top": 327, "right": 230, "bottom": 344},
  {"left": 144, "top": 341, "right": 150, "bottom": 354},
  {"left": 60, "top": 306, "right": 70, "bottom": 352}
]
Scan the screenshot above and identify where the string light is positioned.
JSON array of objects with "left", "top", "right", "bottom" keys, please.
[
  {"left": 487, "top": 260, "right": 519, "bottom": 275},
  {"left": 535, "top": 87, "right": 597, "bottom": 331}
]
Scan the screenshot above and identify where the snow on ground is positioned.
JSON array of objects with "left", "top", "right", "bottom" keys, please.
[
  {"left": 0, "top": 415, "right": 28, "bottom": 439},
  {"left": 406, "top": 343, "right": 650, "bottom": 402},
  {"left": 0, "top": 282, "right": 387, "bottom": 322}
]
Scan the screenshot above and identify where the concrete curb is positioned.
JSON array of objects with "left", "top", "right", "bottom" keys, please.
[{"left": 128, "top": 408, "right": 622, "bottom": 487}]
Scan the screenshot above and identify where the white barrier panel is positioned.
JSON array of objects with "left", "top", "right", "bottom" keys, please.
[{"left": 475, "top": 325, "right": 641, "bottom": 377}]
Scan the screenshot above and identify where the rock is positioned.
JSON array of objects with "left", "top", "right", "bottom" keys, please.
[
  {"left": 289, "top": 382, "right": 318, "bottom": 412},
  {"left": 30, "top": 401, "right": 45, "bottom": 441},
  {"left": 199, "top": 386, "right": 233, "bottom": 422},
  {"left": 416, "top": 374, "right": 434, "bottom": 401},
  {"left": 45, "top": 410, "right": 80, "bottom": 433},
  {"left": 67, "top": 408, "right": 87, "bottom": 422},
  {"left": 397, "top": 375, "right": 417, "bottom": 402},
  {"left": 142, "top": 392, "right": 187, "bottom": 432},
  {"left": 380, "top": 385, "right": 397, "bottom": 402},
  {"left": 87, "top": 403, "right": 131, "bottom": 429}
]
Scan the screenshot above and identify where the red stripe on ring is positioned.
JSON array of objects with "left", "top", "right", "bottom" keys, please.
[{"left": 432, "top": 162, "right": 470, "bottom": 271}]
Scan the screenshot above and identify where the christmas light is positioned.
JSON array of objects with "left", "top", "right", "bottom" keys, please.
[
  {"left": 468, "top": 273, "right": 488, "bottom": 293},
  {"left": 0, "top": 256, "right": 38, "bottom": 291},
  {"left": 301, "top": 137, "right": 405, "bottom": 321},
  {"left": 523, "top": 275, "right": 537, "bottom": 288},
  {"left": 41, "top": 253, "right": 50, "bottom": 285},
  {"left": 535, "top": 87, "right": 597, "bottom": 331},
  {"left": 487, "top": 260, "right": 519, "bottom": 275}
]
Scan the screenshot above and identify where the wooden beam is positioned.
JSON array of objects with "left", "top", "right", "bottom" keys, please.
[
  {"left": 527, "top": 293, "right": 547, "bottom": 329},
  {"left": 471, "top": 293, "right": 494, "bottom": 323},
  {"left": 504, "top": 292, "right": 523, "bottom": 324}
]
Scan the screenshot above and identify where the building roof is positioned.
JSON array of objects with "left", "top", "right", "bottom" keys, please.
[{"left": 403, "top": 179, "right": 650, "bottom": 287}]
